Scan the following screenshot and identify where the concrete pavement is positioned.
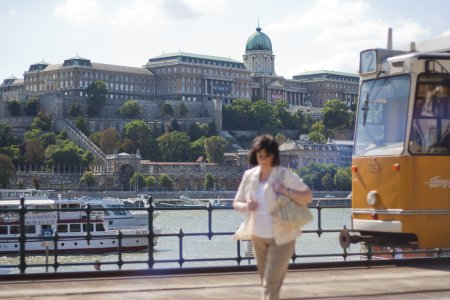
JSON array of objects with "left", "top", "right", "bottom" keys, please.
[{"left": 1, "top": 261, "right": 450, "bottom": 299}]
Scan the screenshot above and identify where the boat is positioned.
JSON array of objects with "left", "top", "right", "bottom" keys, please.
[{"left": 0, "top": 197, "right": 161, "bottom": 255}]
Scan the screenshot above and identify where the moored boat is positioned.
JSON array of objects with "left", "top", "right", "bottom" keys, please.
[{"left": 0, "top": 197, "right": 160, "bottom": 255}]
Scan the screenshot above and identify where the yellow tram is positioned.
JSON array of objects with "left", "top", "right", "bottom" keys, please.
[{"left": 340, "top": 40, "right": 450, "bottom": 250}]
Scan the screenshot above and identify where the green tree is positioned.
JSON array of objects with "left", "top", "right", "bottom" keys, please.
[
  {"left": 145, "top": 175, "right": 157, "bottom": 191},
  {"left": 189, "top": 137, "right": 206, "bottom": 161},
  {"left": 0, "top": 153, "right": 16, "bottom": 188},
  {"left": 80, "top": 171, "right": 97, "bottom": 190},
  {"left": 124, "top": 120, "right": 152, "bottom": 142},
  {"left": 7, "top": 100, "right": 22, "bottom": 117},
  {"left": 158, "top": 173, "right": 173, "bottom": 190},
  {"left": 178, "top": 102, "right": 189, "bottom": 118},
  {"left": 0, "top": 145, "right": 23, "bottom": 165},
  {"left": 0, "top": 123, "right": 19, "bottom": 147},
  {"left": 160, "top": 103, "right": 175, "bottom": 119},
  {"left": 321, "top": 173, "right": 335, "bottom": 191},
  {"left": 75, "top": 115, "right": 90, "bottom": 136},
  {"left": 45, "top": 140, "right": 92, "bottom": 167},
  {"left": 275, "top": 133, "right": 287, "bottom": 145},
  {"left": 298, "top": 162, "right": 337, "bottom": 191},
  {"left": 322, "top": 99, "right": 351, "bottom": 137},
  {"left": 204, "top": 136, "right": 226, "bottom": 163},
  {"left": 119, "top": 99, "right": 143, "bottom": 118},
  {"left": 157, "top": 131, "right": 190, "bottom": 161},
  {"left": 252, "top": 99, "right": 276, "bottom": 132},
  {"left": 40, "top": 132, "right": 57, "bottom": 148},
  {"left": 334, "top": 168, "right": 352, "bottom": 191},
  {"left": 204, "top": 173, "right": 215, "bottom": 191},
  {"left": 86, "top": 80, "right": 107, "bottom": 116},
  {"left": 24, "top": 97, "right": 40, "bottom": 116},
  {"left": 129, "top": 172, "right": 146, "bottom": 192},
  {"left": 31, "top": 111, "right": 52, "bottom": 131},
  {"left": 308, "top": 121, "right": 327, "bottom": 143},
  {"left": 68, "top": 102, "right": 83, "bottom": 118}
]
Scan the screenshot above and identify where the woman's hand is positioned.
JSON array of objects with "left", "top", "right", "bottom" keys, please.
[
  {"left": 273, "top": 182, "right": 287, "bottom": 195},
  {"left": 246, "top": 198, "right": 258, "bottom": 211}
]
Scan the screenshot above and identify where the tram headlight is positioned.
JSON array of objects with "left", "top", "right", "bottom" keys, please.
[{"left": 367, "top": 190, "right": 379, "bottom": 206}]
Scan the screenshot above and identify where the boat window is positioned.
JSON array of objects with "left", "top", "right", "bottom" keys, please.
[
  {"left": 82, "top": 224, "right": 94, "bottom": 232},
  {"left": 409, "top": 74, "right": 450, "bottom": 154},
  {"left": 25, "top": 225, "right": 36, "bottom": 234},
  {"left": 57, "top": 224, "right": 68, "bottom": 232},
  {"left": 70, "top": 224, "right": 81, "bottom": 232},
  {"left": 91, "top": 205, "right": 109, "bottom": 216},
  {"left": 354, "top": 75, "right": 410, "bottom": 156},
  {"left": 95, "top": 223, "right": 105, "bottom": 232},
  {"left": 0, "top": 226, "right": 7, "bottom": 234},
  {"left": 108, "top": 205, "right": 127, "bottom": 216},
  {"left": 10, "top": 226, "right": 19, "bottom": 234},
  {"left": 42, "top": 224, "right": 51, "bottom": 230}
]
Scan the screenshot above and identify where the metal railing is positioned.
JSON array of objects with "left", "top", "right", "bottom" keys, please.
[{"left": 0, "top": 197, "right": 448, "bottom": 276}]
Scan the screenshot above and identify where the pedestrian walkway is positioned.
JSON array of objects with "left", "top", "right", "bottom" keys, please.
[{"left": 1, "top": 260, "right": 450, "bottom": 299}]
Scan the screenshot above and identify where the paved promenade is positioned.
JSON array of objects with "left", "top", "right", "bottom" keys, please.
[{"left": 1, "top": 260, "right": 450, "bottom": 299}]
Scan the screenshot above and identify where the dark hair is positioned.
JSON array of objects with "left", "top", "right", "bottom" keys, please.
[{"left": 248, "top": 134, "right": 280, "bottom": 166}]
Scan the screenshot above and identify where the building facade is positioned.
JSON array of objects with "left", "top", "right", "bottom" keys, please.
[{"left": 22, "top": 57, "right": 155, "bottom": 101}]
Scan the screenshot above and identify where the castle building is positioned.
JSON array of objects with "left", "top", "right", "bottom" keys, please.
[
  {"left": 144, "top": 52, "right": 252, "bottom": 104},
  {"left": 22, "top": 57, "right": 155, "bottom": 101},
  {"left": 2, "top": 26, "right": 358, "bottom": 110}
]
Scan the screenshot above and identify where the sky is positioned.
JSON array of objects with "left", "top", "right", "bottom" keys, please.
[{"left": 2, "top": 0, "right": 450, "bottom": 81}]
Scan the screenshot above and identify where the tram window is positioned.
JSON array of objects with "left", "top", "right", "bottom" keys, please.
[
  {"left": 410, "top": 78, "right": 450, "bottom": 154},
  {"left": 57, "top": 224, "right": 68, "bottom": 232},
  {"left": 355, "top": 75, "right": 410, "bottom": 155},
  {"left": 0, "top": 226, "right": 7, "bottom": 234}
]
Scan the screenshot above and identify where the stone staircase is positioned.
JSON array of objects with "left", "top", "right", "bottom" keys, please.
[{"left": 58, "top": 118, "right": 107, "bottom": 165}]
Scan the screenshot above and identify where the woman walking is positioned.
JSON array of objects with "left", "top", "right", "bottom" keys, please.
[{"left": 233, "top": 135, "right": 312, "bottom": 300}]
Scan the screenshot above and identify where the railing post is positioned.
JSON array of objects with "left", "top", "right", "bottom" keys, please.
[
  {"left": 18, "top": 196, "right": 27, "bottom": 274},
  {"left": 147, "top": 195, "right": 155, "bottom": 269}
]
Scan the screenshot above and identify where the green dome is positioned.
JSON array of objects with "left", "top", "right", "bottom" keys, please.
[{"left": 245, "top": 27, "right": 272, "bottom": 51}]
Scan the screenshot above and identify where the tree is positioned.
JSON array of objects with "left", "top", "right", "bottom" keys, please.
[
  {"left": 45, "top": 140, "right": 92, "bottom": 167},
  {"left": 321, "top": 173, "right": 335, "bottom": 191},
  {"left": 80, "top": 171, "right": 97, "bottom": 190},
  {"left": 0, "top": 123, "right": 19, "bottom": 147},
  {"left": 158, "top": 173, "right": 173, "bottom": 190},
  {"left": 86, "top": 80, "right": 107, "bottom": 116},
  {"left": 189, "top": 137, "right": 206, "bottom": 161},
  {"left": 100, "top": 128, "right": 121, "bottom": 154},
  {"left": 40, "top": 132, "right": 57, "bottom": 148},
  {"left": 322, "top": 99, "right": 351, "bottom": 136},
  {"left": 68, "top": 102, "right": 83, "bottom": 118},
  {"left": 119, "top": 99, "right": 143, "bottom": 118},
  {"left": 334, "top": 168, "right": 352, "bottom": 191},
  {"left": 75, "top": 115, "right": 90, "bottom": 136},
  {"left": 24, "top": 97, "right": 39, "bottom": 117},
  {"left": 124, "top": 120, "right": 152, "bottom": 142},
  {"left": 204, "top": 136, "right": 226, "bottom": 163},
  {"left": 0, "top": 153, "right": 16, "bottom": 188},
  {"left": 178, "top": 102, "right": 189, "bottom": 118},
  {"left": 204, "top": 173, "right": 215, "bottom": 191},
  {"left": 157, "top": 131, "right": 190, "bottom": 161},
  {"left": 32, "top": 176, "right": 40, "bottom": 190},
  {"left": 7, "top": 100, "right": 22, "bottom": 117},
  {"left": 160, "top": 103, "right": 175, "bottom": 119},
  {"left": 129, "top": 172, "right": 146, "bottom": 192},
  {"left": 252, "top": 99, "right": 276, "bottom": 132},
  {"left": 0, "top": 145, "right": 23, "bottom": 165},
  {"left": 145, "top": 176, "right": 157, "bottom": 191},
  {"left": 24, "top": 138, "right": 45, "bottom": 164},
  {"left": 31, "top": 111, "right": 52, "bottom": 131},
  {"left": 308, "top": 121, "right": 327, "bottom": 143},
  {"left": 275, "top": 133, "right": 287, "bottom": 145}
]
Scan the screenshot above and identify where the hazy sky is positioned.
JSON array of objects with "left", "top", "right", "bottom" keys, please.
[{"left": 2, "top": 0, "right": 450, "bottom": 81}]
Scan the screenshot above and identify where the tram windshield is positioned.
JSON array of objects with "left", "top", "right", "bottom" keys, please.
[
  {"left": 409, "top": 74, "right": 450, "bottom": 154},
  {"left": 354, "top": 75, "right": 410, "bottom": 156}
]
